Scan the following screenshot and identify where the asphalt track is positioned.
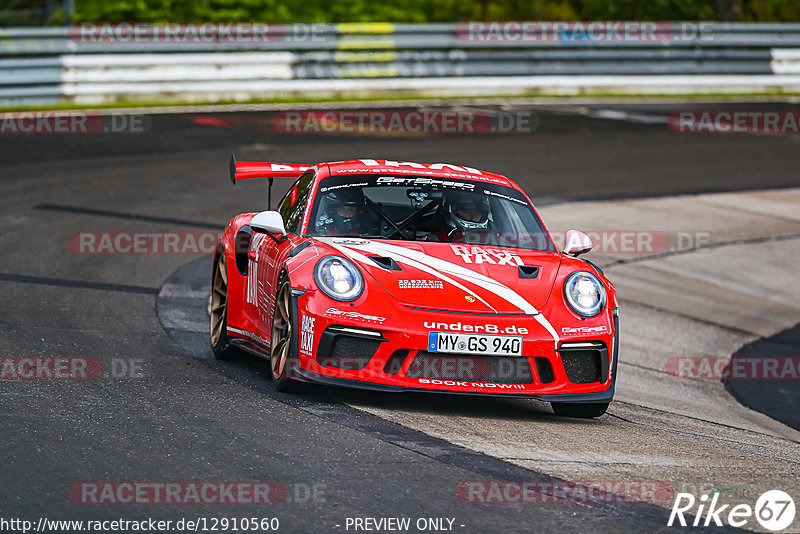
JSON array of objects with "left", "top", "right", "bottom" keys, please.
[
  {"left": 726, "top": 322, "right": 800, "bottom": 432},
  {"left": 1, "top": 101, "right": 799, "bottom": 533}
]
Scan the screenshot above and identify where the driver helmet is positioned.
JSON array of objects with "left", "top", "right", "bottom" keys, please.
[
  {"left": 323, "top": 188, "right": 364, "bottom": 234},
  {"left": 445, "top": 191, "right": 490, "bottom": 231}
]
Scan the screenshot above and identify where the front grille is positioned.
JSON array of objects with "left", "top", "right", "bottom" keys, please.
[
  {"left": 561, "top": 350, "right": 602, "bottom": 383},
  {"left": 317, "top": 335, "right": 381, "bottom": 370},
  {"left": 406, "top": 352, "right": 533, "bottom": 384},
  {"left": 383, "top": 349, "right": 409, "bottom": 375}
]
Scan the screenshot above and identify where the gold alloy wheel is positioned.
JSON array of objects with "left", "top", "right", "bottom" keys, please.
[
  {"left": 270, "top": 281, "right": 292, "bottom": 381},
  {"left": 210, "top": 253, "right": 227, "bottom": 347}
]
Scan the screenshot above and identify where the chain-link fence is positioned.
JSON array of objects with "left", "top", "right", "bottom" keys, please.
[{"left": 0, "top": 0, "right": 73, "bottom": 26}]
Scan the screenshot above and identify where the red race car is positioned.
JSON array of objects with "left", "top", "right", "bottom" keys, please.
[{"left": 211, "top": 157, "right": 619, "bottom": 417}]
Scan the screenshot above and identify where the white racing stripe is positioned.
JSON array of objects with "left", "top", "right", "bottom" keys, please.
[
  {"left": 534, "top": 315, "right": 560, "bottom": 350},
  {"left": 320, "top": 238, "right": 497, "bottom": 313},
  {"left": 317, "top": 237, "right": 560, "bottom": 348},
  {"left": 367, "top": 241, "right": 538, "bottom": 313}
]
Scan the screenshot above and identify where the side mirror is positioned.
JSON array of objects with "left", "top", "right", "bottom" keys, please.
[
  {"left": 250, "top": 211, "right": 287, "bottom": 237},
  {"left": 563, "top": 229, "right": 593, "bottom": 257}
]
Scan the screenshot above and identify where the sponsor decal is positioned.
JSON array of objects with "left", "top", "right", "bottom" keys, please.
[
  {"left": 483, "top": 188, "right": 527, "bottom": 205},
  {"left": 450, "top": 244, "right": 523, "bottom": 266},
  {"left": 319, "top": 182, "right": 369, "bottom": 193},
  {"left": 668, "top": 489, "right": 795, "bottom": 530},
  {"left": 561, "top": 325, "right": 609, "bottom": 335},
  {"left": 330, "top": 238, "right": 371, "bottom": 246},
  {"left": 263, "top": 163, "right": 310, "bottom": 173},
  {"left": 418, "top": 378, "right": 527, "bottom": 389},
  {"left": 324, "top": 307, "right": 386, "bottom": 323},
  {"left": 336, "top": 166, "right": 507, "bottom": 184},
  {"left": 398, "top": 279, "right": 444, "bottom": 290},
  {"left": 362, "top": 159, "right": 482, "bottom": 175},
  {"left": 375, "top": 176, "right": 475, "bottom": 190},
  {"left": 424, "top": 322, "right": 528, "bottom": 335},
  {"left": 246, "top": 233, "right": 266, "bottom": 306},
  {"left": 299, "top": 315, "right": 315, "bottom": 355}
]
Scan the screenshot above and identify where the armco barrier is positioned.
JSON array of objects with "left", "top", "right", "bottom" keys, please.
[{"left": 2, "top": 22, "right": 800, "bottom": 106}]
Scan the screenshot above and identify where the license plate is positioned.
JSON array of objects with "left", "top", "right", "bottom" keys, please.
[{"left": 427, "top": 332, "right": 523, "bottom": 356}]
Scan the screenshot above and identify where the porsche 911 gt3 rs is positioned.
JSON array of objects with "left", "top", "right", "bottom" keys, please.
[{"left": 211, "top": 157, "right": 619, "bottom": 418}]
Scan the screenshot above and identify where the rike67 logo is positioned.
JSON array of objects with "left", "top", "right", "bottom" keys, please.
[{"left": 669, "top": 490, "right": 795, "bottom": 531}]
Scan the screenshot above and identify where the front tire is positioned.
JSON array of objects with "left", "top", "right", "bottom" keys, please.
[
  {"left": 551, "top": 402, "right": 609, "bottom": 418},
  {"left": 270, "top": 277, "right": 299, "bottom": 392},
  {"left": 210, "top": 251, "right": 236, "bottom": 360}
]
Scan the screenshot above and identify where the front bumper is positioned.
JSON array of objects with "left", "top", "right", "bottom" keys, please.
[
  {"left": 291, "top": 289, "right": 618, "bottom": 402},
  {"left": 291, "top": 366, "right": 616, "bottom": 403}
]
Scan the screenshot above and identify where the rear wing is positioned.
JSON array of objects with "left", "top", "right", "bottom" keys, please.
[
  {"left": 229, "top": 154, "right": 311, "bottom": 208},
  {"left": 229, "top": 154, "right": 310, "bottom": 184}
]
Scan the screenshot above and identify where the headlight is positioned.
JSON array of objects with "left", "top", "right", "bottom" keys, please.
[
  {"left": 563, "top": 271, "right": 606, "bottom": 317},
  {"left": 314, "top": 256, "right": 364, "bottom": 302}
]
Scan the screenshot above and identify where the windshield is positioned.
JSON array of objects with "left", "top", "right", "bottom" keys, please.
[{"left": 308, "top": 175, "right": 555, "bottom": 252}]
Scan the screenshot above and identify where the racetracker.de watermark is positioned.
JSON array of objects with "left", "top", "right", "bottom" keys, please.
[
  {"left": 308, "top": 349, "right": 535, "bottom": 383},
  {"left": 548, "top": 230, "right": 710, "bottom": 255},
  {"left": 457, "top": 480, "right": 674, "bottom": 504},
  {"left": 0, "top": 358, "right": 144, "bottom": 380},
  {"left": 0, "top": 517, "right": 280, "bottom": 534},
  {"left": 458, "top": 230, "right": 712, "bottom": 254},
  {"left": 68, "top": 232, "right": 221, "bottom": 254},
  {"left": 0, "top": 112, "right": 150, "bottom": 135},
  {"left": 457, "top": 21, "right": 714, "bottom": 43},
  {"left": 666, "top": 356, "right": 800, "bottom": 380},
  {"left": 192, "top": 110, "right": 539, "bottom": 135},
  {"left": 668, "top": 111, "right": 800, "bottom": 134},
  {"left": 68, "top": 22, "right": 325, "bottom": 44},
  {"left": 68, "top": 230, "right": 713, "bottom": 255},
  {"left": 69, "top": 482, "right": 287, "bottom": 505}
]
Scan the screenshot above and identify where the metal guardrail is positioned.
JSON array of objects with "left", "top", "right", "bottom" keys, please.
[{"left": 2, "top": 23, "right": 800, "bottom": 106}]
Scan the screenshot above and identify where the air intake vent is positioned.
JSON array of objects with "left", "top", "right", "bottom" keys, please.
[
  {"left": 370, "top": 256, "right": 401, "bottom": 271},
  {"left": 558, "top": 342, "right": 608, "bottom": 384},
  {"left": 234, "top": 227, "right": 253, "bottom": 275},
  {"left": 316, "top": 326, "right": 386, "bottom": 371},
  {"left": 560, "top": 350, "right": 602, "bottom": 384},
  {"left": 287, "top": 241, "right": 311, "bottom": 257},
  {"left": 518, "top": 265, "right": 539, "bottom": 279},
  {"left": 317, "top": 336, "right": 381, "bottom": 370},
  {"left": 384, "top": 349, "right": 410, "bottom": 375}
]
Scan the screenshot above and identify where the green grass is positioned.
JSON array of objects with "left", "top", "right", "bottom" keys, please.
[{"left": 2, "top": 91, "right": 800, "bottom": 113}]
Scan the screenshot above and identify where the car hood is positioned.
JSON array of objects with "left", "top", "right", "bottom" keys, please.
[{"left": 314, "top": 237, "right": 562, "bottom": 315}]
